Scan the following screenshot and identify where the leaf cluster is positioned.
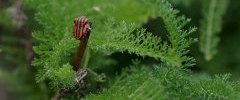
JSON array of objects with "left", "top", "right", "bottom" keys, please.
[
  {"left": 23, "top": 0, "right": 196, "bottom": 90},
  {"left": 86, "top": 63, "right": 240, "bottom": 100}
]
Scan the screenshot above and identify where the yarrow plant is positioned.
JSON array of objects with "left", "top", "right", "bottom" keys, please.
[{"left": 17, "top": 0, "right": 240, "bottom": 99}]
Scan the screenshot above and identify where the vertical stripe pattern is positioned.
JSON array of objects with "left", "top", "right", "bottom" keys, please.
[{"left": 73, "top": 16, "right": 91, "bottom": 40}]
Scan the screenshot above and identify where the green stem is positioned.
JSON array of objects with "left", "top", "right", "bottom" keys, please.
[
  {"left": 83, "top": 47, "right": 91, "bottom": 68},
  {"left": 86, "top": 68, "right": 99, "bottom": 77}
]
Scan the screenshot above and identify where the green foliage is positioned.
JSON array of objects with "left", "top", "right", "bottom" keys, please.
[
  {"left": 16, "top": 0, "right": 240, "bottom": 99},
  {"left": 85, "top": 64, "right": 166, "bottom": 100},
  {"left": 199, "top": 0, "right": 229, "bottom": 61},
  {"left": 86, "top": 63, "right": 240, "bottom": 100},
  {"left": 23, "top": 0, "right": 196, "bottom": 91},
  {"left": 169, "top": 0, "right": 192, "bottom": 6},
  {"left": 143, "top": 0, "right": 197, "bottom": 67},
  {"left": 50, "top": 64, "right": 76, "bottom": 90},
  {"left": 192, "top": 74, "right": 240, "bottom": 99}
]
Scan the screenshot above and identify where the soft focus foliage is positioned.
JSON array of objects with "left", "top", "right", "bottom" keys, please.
[{"left": 199, "top": 0, "right": 229, "bottom": 61}]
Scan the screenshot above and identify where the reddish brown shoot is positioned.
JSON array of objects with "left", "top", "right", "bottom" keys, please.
[{"left": 72, "top": 16, "right": 91, "bottom": 71}]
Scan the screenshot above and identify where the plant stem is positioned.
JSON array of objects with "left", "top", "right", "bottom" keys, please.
[
  {"left": 72, "top": 33, "right": 90, "bottom": 71},
  {"left": 83, "top": 47, "right": 91, "bottom": 68}
]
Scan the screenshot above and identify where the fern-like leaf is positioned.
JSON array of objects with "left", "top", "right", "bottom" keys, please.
[{"left": 199, "top": 0, "right": 229, "bottom": 61}]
